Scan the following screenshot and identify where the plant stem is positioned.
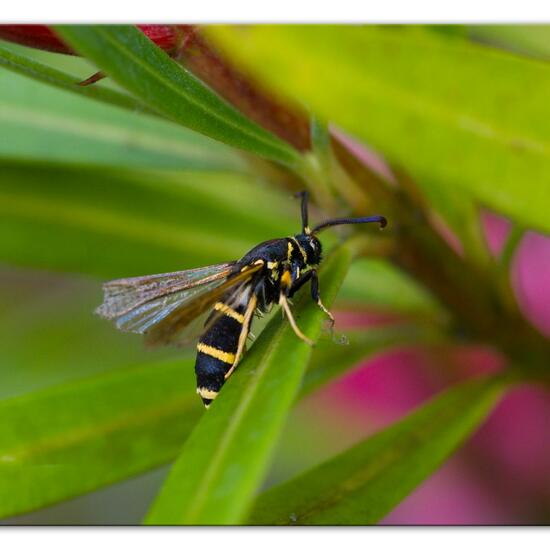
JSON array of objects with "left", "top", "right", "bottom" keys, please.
[{"left": 500, "top": 225, "right": 525, "bottom": 270}]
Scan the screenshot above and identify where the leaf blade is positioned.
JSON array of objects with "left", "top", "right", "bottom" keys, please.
[
  {"left": 0, "top": 43, "right": 144, "bottom": 112},
  {"left": 247, "top": 374, "right": 507, "bottom": 525},
  {"left": 54, "top": 25, "right": 301, "bottom": 167},
  {"left": 210, "top": 25, "right": 550, "bottom": 234},
  {"left": 0, "top": 64, "right": 247, "bottom": 172},
  {"left": 0, "top": 163, "right": 296, "bottom": 277},
  {"left": 338, "top": 257, "right": 443, "bottom": 319},
  {"left": 0, "top": 358, "right": 202, "bottom": 519},
  {"left": 144, "top": 244, "right": 353, "bottom": 525}
]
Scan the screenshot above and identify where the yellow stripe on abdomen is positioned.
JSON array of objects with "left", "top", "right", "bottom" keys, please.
[
  {"left": 197, "top": 387, "right": 219, "bottom": 400},
  {"left": 196, "top": 342, "right": 236, "bottom": 365},
  {"left": 214, "top": 301, "right": 245, "bottom": 323}
]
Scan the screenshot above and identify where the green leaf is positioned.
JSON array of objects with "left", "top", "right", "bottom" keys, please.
[
  {"left": 209, "top": 26, "right": 550, "bottom": 235},
  {"left": 247, "top": 374, "right": 507, "bottom": 525},
  {"left": 500, "top": 224, "right": 526, "bottom": 270},
  {"left": 0, "top": 358, "right": 202, "bottom": 519},
  {"left": 0, "top": 269, "right": 172, "bottom": 399},
  {"left": 144, "top": 244, "right": 353, "bottom": 525},
  {"left": 411, "top": 178, "right": 490, "bottom": 266},
  {"left": 0, "top": 65, "right": 246, "bottom": 172},
  {"left": 300, "top": 323, "right": 444, "bottom": 398},
  {"left": 55, "top": 26, "right": 301, "bottom": 168},
  {"left": 470, "top": 25, "right": 550, "bottom": 61},
  {"left": 338, "top": 257, "right": 443, "bottom": 319},
  {"left": 0, "top": 163, "right": 296, "bottom": 277},
  {"left": 0, "top": 44, "right": 144, "bottom": 113}
]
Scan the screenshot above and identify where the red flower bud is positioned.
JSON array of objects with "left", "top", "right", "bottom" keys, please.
[{"left": 0, "top": 24, "right": 183, "bottom": 55}]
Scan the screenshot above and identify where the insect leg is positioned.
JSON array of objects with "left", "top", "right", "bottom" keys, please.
[
  {"left": 224, "top": 293, "right": 258, "bottom": 380},
  {"left": 288, "top": 270, "right": 312, "bottom": 297},
  {"left": 309, "top": 269, "right": 335, "bottom": 326},
  {"left": 279, "top": 292, "right": 314, "bottom": 346},
  {"left": 289, "top": 270, "right": 334, "bottom": 326}
]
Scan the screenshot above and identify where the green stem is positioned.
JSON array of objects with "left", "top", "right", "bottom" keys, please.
[
  {"left": 297, "top": 152, "right": 339, "bottom": 216},
  {"left": 462, "top": 206, "right": 493, "bottom": 270},
  {"left": 500, "top": 225, "right": 525, "bottom": 270}
]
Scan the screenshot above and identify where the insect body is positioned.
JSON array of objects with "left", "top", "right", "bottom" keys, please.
[{"left": 96, "top": 192, "right": 386, "bottom": 408}]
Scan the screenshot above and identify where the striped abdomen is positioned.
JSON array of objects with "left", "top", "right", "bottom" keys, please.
[{"left": 195, "top": 294, "right": 252, "bottom": 408}]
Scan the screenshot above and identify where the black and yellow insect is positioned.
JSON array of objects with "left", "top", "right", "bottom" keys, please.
[{"left": 96, "top": 192, "right": 386, "bottom": 408}]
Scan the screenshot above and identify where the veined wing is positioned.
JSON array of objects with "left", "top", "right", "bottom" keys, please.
[
  {"left": 145, "top": 264, "right": 263, "bottom": 347},
  {"left": 95, "top": 262, "right": 236, "bottom": 334}
]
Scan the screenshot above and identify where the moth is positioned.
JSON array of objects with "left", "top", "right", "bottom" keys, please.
[{"left": 96, "top": 191, "right": 386, "bottom": 407}]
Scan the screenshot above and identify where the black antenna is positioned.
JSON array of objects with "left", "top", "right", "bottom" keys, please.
[
  {"left": 312, "top": 215, "right": 387, "bottom": 234},
  {"left": 295, "top": 191, "right": 311, "bottom": 234}
]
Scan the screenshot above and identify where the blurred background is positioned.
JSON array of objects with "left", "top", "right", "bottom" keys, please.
[{"left": 0, "top": 25, "right": 549, "bottom": 524}]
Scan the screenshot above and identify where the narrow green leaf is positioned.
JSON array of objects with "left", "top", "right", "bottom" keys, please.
[
  {"left": 310, "top": 115, "right": 331, "bottom": 163},
  {"left": 500, "top": 224, "right": 526, "bottom": 269},
  {"left": 338, "top": 257, "right": 443, "bottom": 319},
  {"left": 300, "top": 324, "right": 444, "bottom": 398},
  {"left": 55, "top": 26, "right": 301, "bottom": 167},
  {"left": 0, "top": 66, "right": 246, "bottom": 172},
  {"left": 210, "top": 26, "right": 550, "bottom": 235},
  {"left": 0, "top": 270, "right": 172, "bottom": 399},
  {"left": 248, "top": 375, "right": 506, "bottom": 525},
  {"left": 0, "top": 358, "right": 202, "bottom": 519},
  {"left": 145, "top": 244, "right": 352, "bottom": 525},
  {"left": 470, "top": 25, "right": 550, "bottom": 61},
  {"left": 414, "top": 181, "right": 490, "bottom": 266},
  {"left": 0, "top": 44, "right": 144, "bottom": 112},
  {"left": 0, "top": 163, "right": 296, "bottom": 277}
]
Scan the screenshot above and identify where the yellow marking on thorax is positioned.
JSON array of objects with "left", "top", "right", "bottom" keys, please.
[
  {"left": 268, "top": 261, "right": 279, "bottom": 281},
  {"left": 290, "top": 237, "right": 308, "bottom": 263},
  {"left": 241, "top": 259, "right": 264, "bottom": 272},
  {"left": 197, "top": 387, "right": 219, "bottom": 400},
  {"left": 196, "top": 342, "right": 235, "bottom": 365},
  {"left": 287, "top": 240, "right": 294, "bottom": 261},
  {"left": 214, "top": 302, "right": 245, "bottom": 324}
]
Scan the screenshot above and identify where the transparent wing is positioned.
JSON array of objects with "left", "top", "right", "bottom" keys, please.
[
  {"left": 95, "top": 262, "right": 236, "bottom": 334},
  {"left": 145, "top": 266, "right": 262, "bottom": 347}
]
